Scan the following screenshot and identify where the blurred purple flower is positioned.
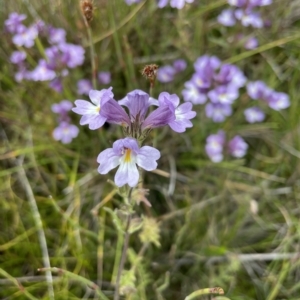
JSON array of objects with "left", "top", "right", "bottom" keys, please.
[
  {"left": 15, "top": 67, "right": 31, "bottom": 82},
  {"left": 194, "top": 55, "right": 221, "bottom": 77},
  {"left": 246, "top": 81, "right": 270, "bottom": 100},
  {"left": 12, "top": 25, "right": 38, "bottom": 48},
  {"left": 205, "top": 102, "right": 232, "bottom": 123},
  {"left": 157, "top": 65, "right": 176, "bottom": 83},
  {"left": 244, "top": 107, "right": 265, "bottom": 123},
  {"left": 124, "top": 0, "right": 142, "bottom": 4},
  {"left": 77, "top": 79, "right": 93, "bottom": 95},
  {"left": 228, "top": 0, "right": 247, "bottom": 6},
  {"left": 4, "top": 12, "right": 26, "bottom": 33},
  {"left": 173, "top": 59, "right": 187, "bottom": 72},
  {"left": 214, "top": 64, "right": 246, "bottom": 88},
  {"left": 217, "top": 9, "right": 236, "bottom": 26},
  {"left": 10, "top": 51, "right": 26, "bottom": 64},
  {"left": 97, "top": 137, "right": 160, "bottom": 187},
  {"left": 30, "top": 59, "right": 56, "bottom": 81},
  {"left": 48, "top": 27, "right": 66, "bottom": 44},
  {"left": 157, "top": 0, "right": 194, "bottom": 9},
  {"left": 182, "top": 81, "right": 207, "bottom": 105},
  {"left": 53, "top": 121, "right": 79, "bottom": 144},
  {"left": 249, "top": 0, "right": 272, "bottom": 6},
  {"left": 235, "top": 9, "right": 263, "bottom": 28},
  {"left": 191, "top": 73, "right": 211, "bottom": 89},
  {"left": 98, "top": 71, "right": 111, "bottom": 84},
  {"left": 52, "top": 100, "right": 73, "bottom": 115},
  {"left": 228, "top": 136, "right": 248, "bottom": 158},
  {"left": 244, "top": 36, "right": 258, "bottom": 49},
  {"left": 58, "top": 43, "right": 85, "bottom": 68},
  {"left": 205, "top": 131, "right": 226, "bottom": 163},
  {"left": 267, "top": 92, "right": 290, "bottom": 111},
  {"left": 49, "top": 78, "right": 63, "bottom": 93},
  {"left": 208, "top": 85, "right": 239, "bottom": 105}
]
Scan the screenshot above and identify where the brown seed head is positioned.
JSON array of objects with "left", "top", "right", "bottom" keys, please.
[
  {"left": 141, "top": 64, "right": 158, "bottom": 82},
  {"left": 80, "top": 0, "right": 94, "bottom": 24}
]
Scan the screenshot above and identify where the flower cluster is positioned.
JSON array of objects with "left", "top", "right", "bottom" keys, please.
[
  {"left": 217, "top": 0, "right": 273, "bottom": 49},
  {"left": 77, "top": 72, "right": 111, "bottom": 96},
  {"left": 182, "top": 55, "right": 246, "bottom": 123},
  {"left": 182, "top": 55, "right": 289, "bottom": 162},
  {"left": 5, "top": 13, "right": 85, "bottom": 92},
  {"left": 125, "top": 0, "right": 194, "bottom": 9},
  {"left": 73, "top": 87, "right": 196, "bottom": 187},
  {"left": 157, "top": 59, "right": 187, "bottom": 83},
  {"left": 205, "top": 131, "right": 248, "bottom": 162},
  {"left": 182, "top": 55, "right": 290, "bottom": 124},
  {"left": 51, "top": 100, "right": 79, "bottom": 144}
]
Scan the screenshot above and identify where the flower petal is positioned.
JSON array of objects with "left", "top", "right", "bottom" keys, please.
[
  {"left": 115, "top": 161, "right": 139, "bottom": 187},
  {"left": 137, "top": 146, "right": 160, "bottom": 171}
]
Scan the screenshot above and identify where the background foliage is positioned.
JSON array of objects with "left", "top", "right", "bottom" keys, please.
[{"left": 1, "top": 0, "right": 300, "bottom": 299}]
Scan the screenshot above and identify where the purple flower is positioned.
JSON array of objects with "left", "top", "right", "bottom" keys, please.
[
  {"left": 119, "top": 90, "right": 155, "bottom": 123},
  {"left": 15, "top": 67, "right": 31, "bottom": 82},
  {"left": 98, "top": 71, "right": 111, "bottom": 84},
  {"left": 235, "top": 9, "right": 263, "bottom": 28},
  {"left": 228, "top": 0, "right": 247, "bottom": 6},
  {"left": 194, "top": 55, "right": 221, "bottom": 77},
  {"left": 246, "top": 81, "right": 270, "bottom": 100},
  {"left": 217, "top": 9, "right": 236, "bottom": 26},
  {"left": 157, "top": 66, "right": 176, "bottom": 83},
  {"left": 77, "top": 79, "right": 93, "bottom": 95},
  {"left": 170, "top": 0, "right": 194, "bottom": 9},
  {"left": 30, "top": 60, "right": 56, "bottom": 81},
  {"left": 157, "top": 0, "right": 169, "bottom": 7},
  {"left": 182, "top": 81, "right": 207, "bottom": 104},
  {"left": 58, "top": 43, "right": 85, "bottom": 68},
  {"left": 214, "top": 64, "right": 246, "bottom": 88},
  {"left": 157, "top": 92, "right": 196, "bottom": 132},
  {"left": 157, "top": 0, "right": 194, "bottom": 9},
  {"left": 205, "top": 131, "right": 225, "bottom": 163},
  {"left": 49, "top": 78, "right": 63, "bottom": 93},
  {"left": 208, "top": 85, "right": 239, "bottom": 105},
  {"left": 173, "top": 59, "right": 187, "bottom": 72},
  {"left": 4, "top": 12, "right": 26, "bottom": 33},
  {"left": 48, "top": 27, "right": 66, "bottom": 44},
  {"left": 52, "top": 100, "right": 72, "bottom": 112},
  {"left": 249, "top": 0, "right": 272, "bottom": 6},
  {"left": 228, "top": 136, "right": 248, "bottom": 158},
  {"left": 10, "top": 51, "right": 26, "bottom": 64},
  {"left": 244, "top": 37, "right": 258, "bottom": 49},
  {"left": 125, "top": 0, "right": 142, "bottom": 4},
  {"left": 97, "top": 137, "right": 160, "bottom": 187},
  {"left": 244, "top": 107, "right": 265, "bottom": 123},
  {"left": 142, "top": 101, "right": 175, "bottom": 130},
  {"left": 53, "top": 121, "right": 79, "bottom": 144},
  {"left": 191, "top": 73, "right": 211, "bottom": 89},
  {"left": 12, "top": 25, "right": 38, "bottom": 48},
  {"left": 73, "top": 88, "right": 112, "bottom": 129},
  {"left": 205, "top": 103, "right": 232, "bottom": 123},
  {"left": 267, "top": 92, "right": 290, "bottom": 111}
]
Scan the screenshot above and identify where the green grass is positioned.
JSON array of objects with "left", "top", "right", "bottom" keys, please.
[{"left": 1, "top": 0, "right": 300, "bottom": 299}]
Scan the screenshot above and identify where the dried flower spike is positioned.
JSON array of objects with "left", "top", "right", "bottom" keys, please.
[
  {"left": 141, "top": 64, "right": 158, "bottom": 88},
  {"left": 80, "top": 0, "right": 94, "bottom": 24}
]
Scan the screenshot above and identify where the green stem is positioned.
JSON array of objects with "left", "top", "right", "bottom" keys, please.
[
  {"left": 113, "top": 188, "right": 133, "bottom": 300},
  {"left": 87, "top": 25, "right": 97, "bottom": 89}
]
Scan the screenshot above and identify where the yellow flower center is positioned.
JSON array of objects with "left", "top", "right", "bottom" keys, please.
[{"left": 124, "top": 148, "right": 132, "bottom": 162}]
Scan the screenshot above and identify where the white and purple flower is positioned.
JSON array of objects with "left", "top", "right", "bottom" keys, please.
[
  {"left": 53, "top": 121, "right": 79, "bottom": 144},
  {"left": 97, "top": 138, "right": 160, "bottom": 187}
]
